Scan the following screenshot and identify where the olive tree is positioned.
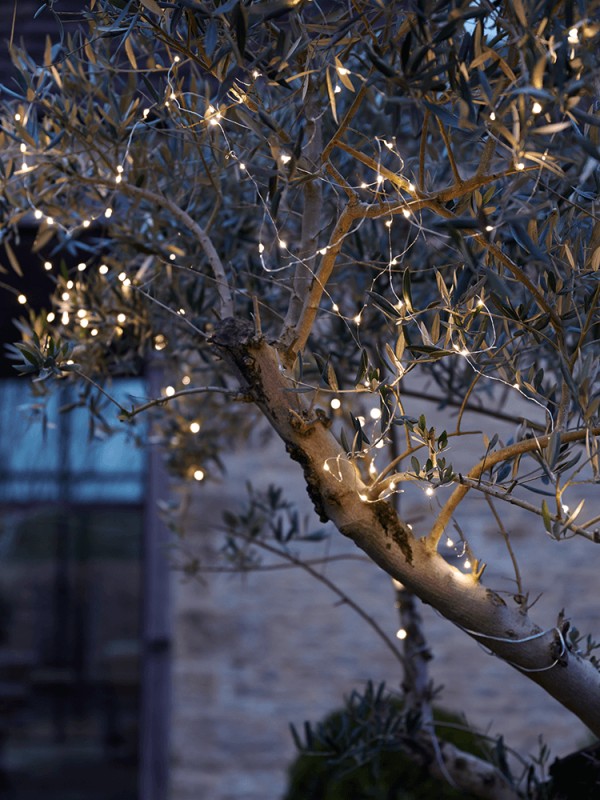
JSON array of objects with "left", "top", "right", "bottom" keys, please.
[{"left": 2, "top": 0, "right": 600, "bottom": 795}]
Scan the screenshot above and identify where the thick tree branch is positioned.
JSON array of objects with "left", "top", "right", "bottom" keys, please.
[{"left": 212, "top": 318, "right": 600, "bottom": 739}]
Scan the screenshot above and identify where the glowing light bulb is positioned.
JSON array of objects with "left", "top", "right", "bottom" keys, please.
[
  {"left": 190, "top": 422, "right": 201, "bottom": 434},
  {"left": 319, "top": 247, "right": 328, "bottom": 255},
  {"left": 46, "top": 216, "right": 54, "bottom": 225},
  {"left": 17, "top": 294, "right": 27, "bottom": 305},
  {"left": 568, "top": 27, "right": 579, "bottom": 43},
  {"left": 532, "top": 101, "right": 542, "bottom": 114},
  {"left": 280, "top": 153, "right": 291, "bottom": 164},
  {"left": 34, "top": 209, "right": 43, "bottom": 220},
  {"left": 332, "top": 303, "right": 339, "bottom": 313},
  {"left": 164, "top": 386, "right": 175, "bottom": 397},
  {"left": 370, "top": 407, "right": 382, "bottom": 420},
  {"left": 334, "top": 84, "right": 342, "bottom": 94},
  {"left": 402, "top": 208, "right": 411, "bottom": 218},
  {"left": 513, "top": 382, "right": 520, "bottom": 390},
  {"left": 562, "top": 504, "right": 570, "bottom": 514},
  {"left": 90, "top": 328, "right": 98, "bottom": 336},
  {"left": 385, "top": 219, "right": 393, "bottom": 228},
  {"left": 117, "top": 313, "right": 126, "bottom": 324},
  {"left": 14, "top": 113, "right": 21, "bottom": 122},
  {"left": 376, "top": 174, "right": 384, "bottom": 184},
  {"left": 66, "top": 281, "right": 74, "bottom": 289},
  {"left": 258, "top": 243, "right": 265, "bottom": 254},
  {"left": 353, "top": 313, "right": 362, "bottom": 325},
  {"left": 62, "top": 292, "right": 70, "bottom": 301},
  {"left": 278, "top": 239, "right": 287, "bottom": 249},
  {"left": 47, "top": 312, "right": 56, "bottom": 323},
  {"left": 425, "top": 486, "right": 435, "bottom": 497},
  {"left": 77, "top": 309, "right": 87, "bottom": 319},
  {"left": 118, "top": 272, "right": 127, "bottom": 282},
  {"left": 143, "top": 108, "right": 150, "bottom": 118},
  {"left": 181, "top": 375, "right": 191, "bottom": 385},
  {"left": 489, "top": 111, "right": 496, "bottom": 121},
  {"left": 193, "top": 469, "right": 205, "bottom": 481},
  {"left": 446, "top": 537, "right": 454, "bottom": 547},
  {"left": 154, "top": 334, "right": 167, "bottom": 351},
  {"left": 44, "top": 261, "right": 52, "bottom": 271},
  {"left": 330, "top": 398, "right": 341, "bottom": 410},
  {"left": 369, "top": 462, "right": 377, "bottom": 476},
  {"left": 99, "top": 264, "right": 109, "bottom": 275},
  {"left": 396, "top": 628, "right": 407, "bottom": 640},
  {"left": 239, "top": 163, "right": 246, "bottom": 171},
  {"left": 105, "top": 208, "right": 113, "bottom": 219},
  {"left": 174, "top": 55, "right": 181, "bottom": 63},
  {"left": 515, "top": 162, "right": 525, "bottom": 171},
  {"left": 82, "top": 220, "right": 91, "bottom": 228},
  {"left": 323, "top": 462, "right": 330, "bottom": 472},
  {"left": 359, "top": 493, "right": 368, "bottom": 502},
  {"left": 464, "top": 559, "right": 472, "bottom": 570},
  {"left": 80, "top": 318, "right": 89, "bottom": 328},
  {"left": 20, "top": 143, "right": 26, "bottom": 153},
  {"left": 61, "top": 311, "right": 69, "bottom": 325},
  {"left": 485, "top": 225, "right": 494, "bottom": 232},
  {"left": 77, "top": 262, "right": 86, "bottom": 272}
]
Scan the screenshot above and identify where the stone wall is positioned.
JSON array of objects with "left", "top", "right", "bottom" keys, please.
[{"left": 169, "top": 401, "right": 598, "bottom": 800}]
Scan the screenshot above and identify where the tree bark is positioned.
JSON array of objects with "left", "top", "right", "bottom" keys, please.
[{"left": 212, "top": 318, "right": 600, "bottom": 739}]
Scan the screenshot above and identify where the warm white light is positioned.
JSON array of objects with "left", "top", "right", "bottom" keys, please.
[
  {"left": 489, "top": 111, "right": 496, "bottom": 121},
  {"left": 425, "top": 486, "right": 435, "bottom": 497},
  {"left": 239, "top": 163, "right": 246, "bottom": 171},
  {"left": 17, "top": 294, "right": 27, "bottom": 305},
  {"left": 14, "top": 113, "right": 21, "bottom": 122},
  {"left": 562, "top": 503, "right": 570, "bottom": 514},
  {"left": 66, "top": 281, "right": 74, "bottom": 289},
  {"left": 80, "top": 318, "right": 89, "bottom": 328},
  {"left": 164, "top": 385, "right": 176, "bottom": 397},
  {"left": 181, "top": 375, "right": 191, "bottom": 385},
  {"left": 169, "top": 254, "right": 176, "bottom": 261},
  {"left": 385, "top": 219, "right": 393, "bottom": 228},
  {"left": 485, "top": 225, "right": 494, "bottom": 232},
  {"left": 174, "top": 55, "right": 181, "bottom": 63},
  {"left": 154, "top": 334, "right": 167, "bottom": 351},
  {"left": 118, "top": 272, "right": 127, "bottom": 282},
  {"left": 446, "top": 537, "right": 454, "bottom": 547},
  {"left": 91, "top": 328, "right": 98, "bottom": 336},
  {"left": 77, "top": 309, "right": 87, "bottom": 319},
  {"left": 20, "top": 143, "right": 26, "bottom": 153},
  {"left": 258, "top": 243, "right": 265, "bottom": 254},
  {"left": 376, "top": 174, "right": 384, "bottom": 184},
  {"left": 464, "top": 559, "right": 472, "bottom": 570},
  {"left": 375, "top": 439, "right": 385, "bottom": 449},
  {"left": 34, "top": 209, "right": 43, "bottom": 220},
  {"left": 99, "top": 264, "right": 109, "bottom": 275},
  {"left": 190, "top": 422, "right": 201, "bottom": 434},
  {"left": 337, "top": 65, "right": 350, "bottom": 76},
  {"left": 319, "top": 247, "right": 328, "bottom": 255},
  {"left": 353, "top": 313, "right": 362, "bottom": 325},
  {"left": 117, "top": 313, "right": 126, "bottom": 324},
  {"left": 330, "top": 398, "right": 341, "bottom": 410},
  {"left": 358, "top": 493, "right": 368, "bottom": 502},
  {"left": 61, "top": 311, "right": 69, "bottom": 325},
  {"left": 62, "top": 292, "right": 70, "bottom": 301},
  {"left": 396, "top": 628, "right": 407, "bottom": 640},
  {"left": 278, "top": 239, "right": 287, "bottom": 249},
  {"left": 402, "top": 208, "right": 411, "bottom": 218},
  {"left": 515, "top": 162, "right": 525, "bottom": 171},
  {"left": 47, "top": 312, "right": 56, "bottom": 322},
  {"left": 360, "top": 182, "right": 368, "bottom": 189},
  {"left": 568, "top": 27, "right": 579, "bottom": 43},
  {"left": 370, "top": 407, "right": 382, "bottom": 420},
  {"left": 407, "top": 181, "right": 415, "bottom": 192},
  {"left": 334, "top": 84, "right": 342, "bottom": 94},
  {"left": 532, "top": 101, "right": 542, "bottom": 114},
  {"left": 513, "top": 382, "right": 520, "bottom": 390},
  {"left": 82, "top": 220, "right": 91, "bottom": 228},
  {"left": 123, "top": 278, "right": 131, "bottom": 287},
  {"left": 193, "top": 468, "right": 205, "bottom": 481},
  {"left": 143, "top": 108, "right": 150, "bottom": 118},
  {"left": 105, "top": 208, "right": 113, "bottom": 219},
  {"left": 323, "top": 462, "right": 330, "bottom": 472},
  {"left": 117, "top": 165, "right": 124, "bottom": 173},
  {"left": 77, "top": 262, "right": 86, "bottom": 272},
  {"left": 46, "top": 216, "right": 54, "bottom": 225},
  {"left": 44, "top": 261, "right": 52, "bottom": 270},
  {"left": 280, "top": 153, "right": 291, "bottom": 164},
  {"left": 115, "top": 174, "right": 122, "bottom": 183}
]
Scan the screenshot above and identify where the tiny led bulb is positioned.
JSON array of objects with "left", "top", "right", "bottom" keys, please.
[
  {"left": 44, "top": 261, "right": 52, "bottom": 271},
  {"left": 17, "top": 294, "right": 27, "bottom": 305},
  {"left": 425, "top": 486, "right": 435, "bottom": 497},
  {"left": 464, "top": 559, "right": 472, "bottom": 570},
  {"left": 99, "top": 264, "right": 109, "bottom": 275},
  {"left": 396, "top": 628, "right": 407, "bottom": 640},
  {"left": 34, "top": 209, "right": 43, "bottom": 220},
  {"left": 164, "top": 386, "right": 175, "bottom": 397},
  {"left": 446, "top": 537, "right": 454, "bottom": 548},
  {"left": 47, "top": 312, "right": 56, "bottom": 323},
  {"left": 402, "top": 208, "right": 411, "bottom": 218},
  {"left": 189, "top": 422, "right": 201, "bottom": 434},
  {"left": 330, "top": 398, "right": 341, "bottom": 410},
  {"left": 193, "top": 469, "right": 205, "bottom": 481},
  {"left": 117, "top": 313, "right": 126, "bottom": 324},
  {"left": 532, "top": 101, "right": 542, "bottom": 114}
]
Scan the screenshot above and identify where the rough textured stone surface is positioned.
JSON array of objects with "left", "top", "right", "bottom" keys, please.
[{"left": 169, "top": 400, "right": 598, "bottom": 799}]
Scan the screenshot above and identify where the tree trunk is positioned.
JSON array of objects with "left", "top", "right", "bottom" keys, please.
[{"left": 212, "top": 318, "right": 600, "bottom": 739}]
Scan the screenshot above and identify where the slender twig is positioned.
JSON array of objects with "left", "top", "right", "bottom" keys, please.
[
  {"left": 124, "top": 385, "right": 247, "bottom": 419},
  {"left": 436, "top": 116, "right": 462, "bottom": 185},
  {"left": 92, "top": 179, "right": 234, "bottom": 318},
  {"left": 427, "top": 426, "right": 600, "bottom": 548}
]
